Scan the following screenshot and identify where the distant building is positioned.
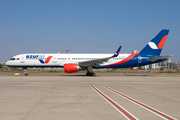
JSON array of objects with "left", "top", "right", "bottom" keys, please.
[
  {"left": 143, "top": 64, "right": 156, "bottom": 70},
  {"left": 1, "top": 62, "right": 5, "bottom": 66},
  {"left": 167, "top": 62, "right": 180, "bottom": 70}
]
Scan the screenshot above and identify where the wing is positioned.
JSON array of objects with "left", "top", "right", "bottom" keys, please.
[
  {"left": 79, "top": 46, "right": 122, "bottom": 67},
  {"left": 148, "top": 55, "right": 173, "bottom": 62}
]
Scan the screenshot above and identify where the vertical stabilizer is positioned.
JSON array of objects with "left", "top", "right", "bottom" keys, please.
[{"left": 139, "top": 29, "right": 169, "bottom": 56}]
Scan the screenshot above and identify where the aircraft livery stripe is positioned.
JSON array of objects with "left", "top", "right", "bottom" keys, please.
[
  {"left": 102, "top": 85, "right": 176, "bottom": 120},
  {"left": 158, "top": 35, "right": 168, "bottom": 49},
  {"left": 45, "top": 56, "right": 53, "bottom": 64},
  {"left": 39, "top": 59, "right": 45, "bottom": 64},
  {"left": 105, "top": 52, "right": 139, "bottom": 66},
  {"left": 90, "top": 85, "right": 138, "bottom": 120}
]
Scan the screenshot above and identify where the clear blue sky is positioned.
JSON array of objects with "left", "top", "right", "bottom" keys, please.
[{"left": 0, "top": 0, "right": 179, "bottom": 62}]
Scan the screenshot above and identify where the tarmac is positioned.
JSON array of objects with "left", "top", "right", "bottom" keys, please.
[{"left": 0, "top": 74, "right": 179, "bottom": 120}]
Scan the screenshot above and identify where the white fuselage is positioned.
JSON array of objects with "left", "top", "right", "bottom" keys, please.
[{"left": 6, "top": 53, "right": 131, "bottom": 68}]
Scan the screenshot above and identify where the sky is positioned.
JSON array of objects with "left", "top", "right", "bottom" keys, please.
[{"left": 0, "top": 0, "right": 180, "bottom": 62}]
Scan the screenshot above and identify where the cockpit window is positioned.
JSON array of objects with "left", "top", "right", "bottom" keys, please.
[{"left": 10, "top": 58, "right": 15, "bottom": 60}]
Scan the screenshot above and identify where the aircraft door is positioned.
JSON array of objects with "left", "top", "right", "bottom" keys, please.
[
  {"left": 20, "top": 55, "right": 25, "bottom": 63},
  {"left": 53, "top": 56, "right": 57, "bottom": 63}
]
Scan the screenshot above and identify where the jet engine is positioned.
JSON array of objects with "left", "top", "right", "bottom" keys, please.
[{"left": 64, "top": 63, "right": 82, "bottom": 73}]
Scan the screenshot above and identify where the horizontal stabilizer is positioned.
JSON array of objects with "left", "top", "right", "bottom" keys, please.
[{"left": 148, "top": 55, "right": 173, "bottom": 62}]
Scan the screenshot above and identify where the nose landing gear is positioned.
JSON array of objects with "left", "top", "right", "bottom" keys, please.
[{"left": 24, "top": 68, "right": 28, "bottom": 76}]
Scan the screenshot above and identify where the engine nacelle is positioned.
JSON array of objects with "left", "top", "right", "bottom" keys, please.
[{"left": 64, "top": 63, "right": 81, "bottom": 73}]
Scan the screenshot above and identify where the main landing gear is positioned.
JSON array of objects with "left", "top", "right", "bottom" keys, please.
[
  {"left": 86, "top": 72, "right": 95, "bottom": 76},
  {"left": 24, "top": 68, "right": 28, "bottom": 76},
  {"left": 86, "top": 66, "right": 95, "bottom": 76}
]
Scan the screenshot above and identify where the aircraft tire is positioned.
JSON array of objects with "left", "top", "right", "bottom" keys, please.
[
  {"left": 86, "top": 73, "right": 95, "bottom": 76},
  {"left": 92, "top": 73, "right": 95, "bottom": 76}
]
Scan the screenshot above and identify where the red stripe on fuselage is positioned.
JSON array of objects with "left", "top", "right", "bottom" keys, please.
[
  {"left": 45, "top": 56, "right": 53, "bottom": 64},
  {"left": 106, "top": 52, "right": 139, "bottom": 66}
]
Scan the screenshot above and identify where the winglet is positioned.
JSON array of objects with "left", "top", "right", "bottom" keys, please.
[{"left": 112, "top": 46, "right": 122, "bottom": 57}]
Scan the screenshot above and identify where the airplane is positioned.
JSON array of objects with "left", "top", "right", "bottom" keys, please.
[{"left": 5, "top": 29, "right": 173, "bottom": 76}]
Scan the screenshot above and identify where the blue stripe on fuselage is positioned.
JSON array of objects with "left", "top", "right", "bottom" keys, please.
[{"left": 96, "top": 55, "right": 167, "bottom": 69}]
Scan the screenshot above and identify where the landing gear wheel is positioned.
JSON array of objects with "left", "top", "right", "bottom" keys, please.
[
  {"left": 86, "top": 72, "right": 95, "bottom": 76},
  {"left": 24, "top": 68, "right": 28, "bottom": 76},
  {"left": 86, "top": 73, "right": 90, "bottom": 76}
]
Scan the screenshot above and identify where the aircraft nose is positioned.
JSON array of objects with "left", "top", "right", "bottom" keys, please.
[{"left": 5, "top": 61, "right": 11, "bottom": 66}]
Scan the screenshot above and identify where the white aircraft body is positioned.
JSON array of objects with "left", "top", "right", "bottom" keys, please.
[{"left": 5, "top": 30, "right": 173, "bottom": 76}]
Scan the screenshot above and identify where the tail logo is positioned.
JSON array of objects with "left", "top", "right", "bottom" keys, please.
[
  {"left": 148, "top": 35, "right": 168, "bottom": 50},
  {"left": 39, "top": 56, "right": 53, "bottom": 64},
  {"left": 157, "top": 35, "right": 167, "bottom": 49},
  {"left": 148, "top": 42, "right": 158, "bottom": 49}
]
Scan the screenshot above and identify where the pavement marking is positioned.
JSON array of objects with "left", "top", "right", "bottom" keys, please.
[
  {"left": 90, "top": 85, "right": 138, "bottom": 120},
  {"left": 102, "top": 85, "right": 177, "bottom": 120}
]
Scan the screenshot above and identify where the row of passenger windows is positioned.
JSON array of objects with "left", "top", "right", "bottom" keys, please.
[
  {"left": 72, "top": 58, "right": 98, "bottom": 60},
  {"left": 57, "top": 58, "right": 98, "bottom": 60},
  {"left": 57, "top": 57, "right": 136, "bottom": 60},
  {"left": 11, "top": 57, "right": 137, "bottom": 61}
]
